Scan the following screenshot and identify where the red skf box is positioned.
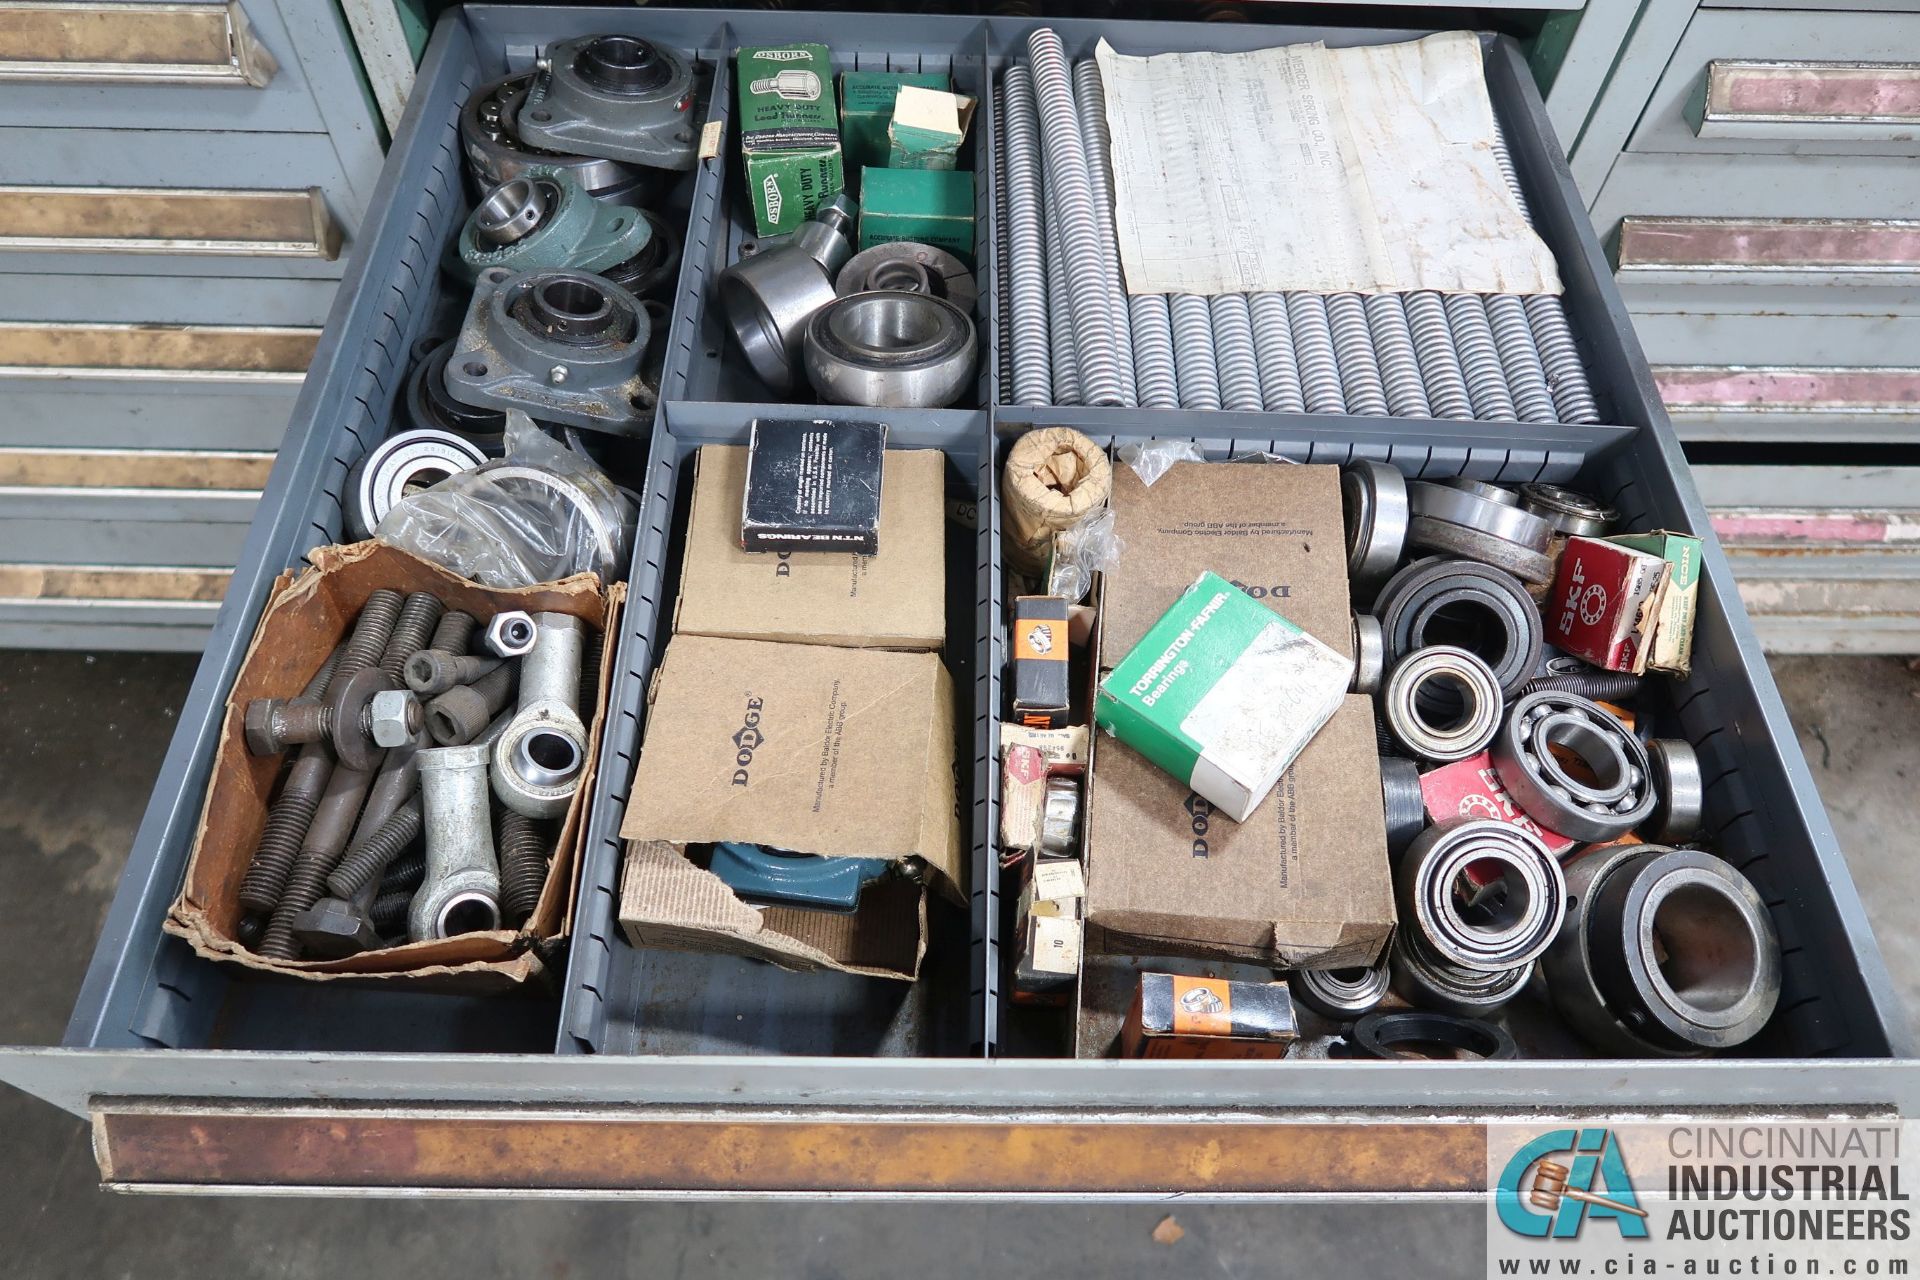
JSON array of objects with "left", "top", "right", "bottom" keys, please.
[
  {"left": 1547, "top": 537, "right": 1671, "bottom": 675},
  {"left": 1418, "top": 752, "right": 1576, "bottom": 857}
]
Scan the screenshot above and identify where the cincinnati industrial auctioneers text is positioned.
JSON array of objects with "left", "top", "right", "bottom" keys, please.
[{"left": 1663, "top": 1126, "right": 1909, "bottom": 1245}]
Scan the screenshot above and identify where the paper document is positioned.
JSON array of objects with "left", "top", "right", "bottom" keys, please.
[{"left": 1095, "top": 32, "right": 1562, "bottom": 296}]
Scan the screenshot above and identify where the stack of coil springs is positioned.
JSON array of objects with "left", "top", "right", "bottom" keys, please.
[{"left": 994, "top": 29, "right": 1601, "bottom": 423}]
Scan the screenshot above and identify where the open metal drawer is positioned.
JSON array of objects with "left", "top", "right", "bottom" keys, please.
[{"left": 0, "top": 7, "right": 1910, "bottom": 1200}]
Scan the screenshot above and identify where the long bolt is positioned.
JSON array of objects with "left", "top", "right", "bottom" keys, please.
[
  {"left": 497, "top": 807, "right": 551, "bottom": 926},
  {"left": 427, "top": 609, "right": 478, "bottom": 657},
  {"left": 335, "top": 589, "right": 404, "bottom": 681},
  {"left": 324, "top": 736, "right": 427, "bottom": 896},
  {"left": 378, "top": 592, "right": 446, "bottom": 682},
  {"left": 236, "top": 645, "right": 346, "bottom": 915},
  {"left": 328, "top": 798, "right": 424, "bottom": 899},
  {"left": 246, "top": 691, "right": 393, "bottom": 756},
  {"left": 256, "top": 760, "right": 379, "bottom": 960}
]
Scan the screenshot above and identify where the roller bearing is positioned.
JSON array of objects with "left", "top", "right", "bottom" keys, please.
[
  {"left": 1341, "top": 461, "right": 1409, "bottom": 596},
  {"left": 1379, "top": 755, "right": 1426, "bottom": 855},
  {"left": 1492, "top": 691, "right": 1656, "bottom": 842},
  {"left": 1403, "top": 514, "right": 1556, "bottom": 586},
  {"left": 1407, "top": 481, "right": 1554, "bottom": 552},
  {"left": 1351, "top": 614, "right": 1385, "bottom": 695},
  {"left": 1381, "top": 647, "right": 1504, "bottom": 762},
  {"left": 1520, "top": 482, "right": 1617, "bottom": 537},
  {"left": 1397, "top": 819, "right": 1565, "bottom": 974}
]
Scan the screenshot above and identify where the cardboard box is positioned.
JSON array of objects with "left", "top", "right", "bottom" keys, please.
[
  {"left": 1095, "top": 572, "right": 1350, "bottom": 822},
  {"left": 1013, "top": 860, "right": 1084, "bottom": 1001},
  {"left": 839, "top": 70, "right": 949, "bottom": 182},
  {"left": 1099, "top": 460, "right": 1352, "bottom": 666},
  {"left": 740, "top": 418, "right": 886, "bottom": 554},
  {"left": 1609, "top": 531, "right": 1701, "bottom": 676},
  {"left": 163, "top": 542, "right": 620, "bottom": 988},
  {"left": 1418, "top": 752, "right": 1576, "bottom": 857},
  {"left": 887, "top": 85, "right": 975, "bottom": 169},
  {"left": 618, "top": 635, "right": 963, "bottom": 980},
  {"left": 1011, "top": 594, "right": 1072, "bottom": 728},
  {"left": 1000, "top": 742, "right": 1049, "bottom": 853},
  {"left": 999, "top": 721, "right": 1089, "bottom": 773},
  {"left": 737, "top": 44, "right": 844, "bottom": 237},
  {"left": 1548, "top": 537, "right": 1672, "bottom": 675},
  {"left": 1120, "top": 972, "right": 1298, "bottom": 1059},
  {"left": 857, "top": 167, "right": 975, "bottom": 262},
  {"left": 675, "top": 444, "right": 944, "bottom": 651},
  {"left": 1085, "top": 696, "right": 1394, "bottom": 969}
]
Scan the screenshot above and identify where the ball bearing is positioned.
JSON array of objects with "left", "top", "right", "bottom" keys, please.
[
  {"left": 1644, "top": 738, "right": 1705, "bottom": 844},
  {"left": 1291, "top": 951, "right": 1392, "bottom": 1021},
  {"left": 1492, "top": 691, "right": 1656, "bottom": 842},
  {"left": 1381, "top": 646, "right": 1504, "bottom": 762},
  {"left": 1397, "top": 819, "right": 1566, "bottom": 974},
  {"left": 1520, "top": 482, "right": 1617, "bottom": 537},
  {"left": 1374, "top": 558, "right": 1543, "bottom": 706}
]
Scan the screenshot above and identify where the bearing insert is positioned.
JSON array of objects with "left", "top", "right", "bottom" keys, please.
[{"left": 803, "top": 291, "right": 977, "bottom": 408}]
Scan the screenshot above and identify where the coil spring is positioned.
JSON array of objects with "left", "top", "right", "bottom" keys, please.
[
  {"left": 1404, "top": 292, "right": 1473, "bottom": 419},
  {"left": 1286, "top": 293, "right": 1346, "bottom": 415},
  {"left": 1247, "top": 292, "right": 1305, "bottom": 413},
  {"left": 1524, "top": 672, "right": 1643, "bottom": 703},
  {"left": 1488, "top": 122, "right": 1601, "bottom": 425},
  {"left": 1326, "top": 293, "right": 1389, "bottom": 416},
  {"left": 497, "top": 808, "right": 551, "bottom": 926},
  {"left": 1170, "top": 294, "right": 1221, "bottom": 410},
  {"left": 325, "top": 797, "right": 423, "bottom": 899},
  {"left": 1363, "top": 294, "right": 1433, "bottom": 418},
  {"left": 1072, "top": 59, "right": 1136, "bottom": 407},
  {"left": 1026, "top": 30, "right": 1126, "bottom": 406},
  {"left": 1209, "top": 294, "right": 1263, "bottom": 411},
  {"left": 1129, "top": 294, "right": 1180, "bottom": 408},
  {"left": 1001, "top": 68, "right": 1053, "bottom": 406},
  {"left": 1486, "top": 293, "right": 1557, "bottom": 424},
  {"left": 1443, "top": 294, "right": 1518, "bottom": 421}
]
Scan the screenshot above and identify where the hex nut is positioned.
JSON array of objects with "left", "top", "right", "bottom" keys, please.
[
  {"left": 369, "top": 689, "right": 422, "bottom": 748},
  {"left": 244, "top": 701, "right": 282, "bottom": 757},
  {"left": 486, "top": 610, "right": 538, "bottom": 657}
]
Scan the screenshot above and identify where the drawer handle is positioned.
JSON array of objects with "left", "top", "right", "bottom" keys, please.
[
  {"left": 0, "top": 446, "right": 274, "bottom": 491},
  {"left": 0, "top": 563, "right": 230, "bottom": 604},
  {"left": 1692, "top": 59, "right": 1920, "bottom": 140},
  {"left": 0, "top": 322, "right": 317, "bottom": 383},
  {"left": 1654, "top": 365, "right": 1920, "bottom": 415},
  {"left": 0, "top": 0, "right": 276, "bottom": 87},
  {"left": 1617, "top": 217, "right": 1920, "bottom": 277},
  {"left": 0, "top": 186, "right": 339, "bottom": 259}
]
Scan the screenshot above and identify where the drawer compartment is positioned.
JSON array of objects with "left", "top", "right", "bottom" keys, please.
[{"left": 0, "top": 8, "right": 1904, "bottom": 1200}]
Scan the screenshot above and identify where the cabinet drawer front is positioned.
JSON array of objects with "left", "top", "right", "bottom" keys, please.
[
  {"left": 1592, "top": 153, "right": 1920, "bottom": 228},
  {"left": 1697, "top": 59, "right": 1920, "bottom": 141},
  {"left": 0, "top": 321, "right": 316, "bottom": 382},
  {"left": 1616, "top": 216, "right": 1920, "bottom": 286},
  {"left": 0, "top": 0, "right": 275, "bottom": 86},
  {"left": 0, "top": 185, "right": 340, "bottom": 262},
  {"left": 1655, "top": 364, "right": 1920, "bottom": 441}
]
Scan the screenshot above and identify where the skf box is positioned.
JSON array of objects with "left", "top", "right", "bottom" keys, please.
[
  {"left": 1120, "top": 973, "right": 1298, "bottom": 1059},
  {"left": 1548, "top": 537, "right": 1671, "bottom": 675}
]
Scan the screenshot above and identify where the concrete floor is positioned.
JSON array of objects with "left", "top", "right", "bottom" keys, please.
[{"left": 2, "top": 650, "right": 1914, "bottom": 1277}]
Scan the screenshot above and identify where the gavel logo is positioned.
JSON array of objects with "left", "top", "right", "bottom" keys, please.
[{"left": 1529, "top": 1160, "right": 1649, "bottom": 1220}]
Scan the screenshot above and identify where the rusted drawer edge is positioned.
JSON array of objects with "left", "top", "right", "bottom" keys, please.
[
  {"left": 0, "top": 0, "right": 277, "bottom": 87},
  {"left": 0, "top": 322, "right": 316, "bottom": 383},
  {"left": 1655, "top": 365, "right": 1920, "bottom": 415},
  {"left": 0, "top": 186, "right": 339, "bottom": 259},
  {"left": 1618, "top": 217, "right": 1920, "bottom": 282},
  {"left": 1691, "top": 59, "right": 1920, "bottom": 141},
  {"left": 0, "top": 446, "right": 275, "bottom": 490}
]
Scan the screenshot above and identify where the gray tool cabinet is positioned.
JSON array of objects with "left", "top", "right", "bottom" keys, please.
[
  {"left": 0, "top": 0, "right": 385, "bottom": 651},
  {"left": 0, "top": 6, "right": 1912, "bottom": 1200},
  {"left": 1567, "top": 0, "right": 1920, "bottom": 652}
]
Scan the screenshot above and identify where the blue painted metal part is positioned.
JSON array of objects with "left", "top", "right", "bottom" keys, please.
[{"left": 709, "top": 842, "right": 894, "bottom": 913}]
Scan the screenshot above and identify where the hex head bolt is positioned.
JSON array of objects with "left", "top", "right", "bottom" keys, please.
[
  {"left": 426, "top": 661, "right": 518, "bottom": 745},
  {"left": 405, "top": 651, "right": 504, "bottom": 698},
  {"left": 236, "top": 645, "right": 348, "bottom": 916},
  {"left": 245, "top": 668, "right": 420, "bottom": 769},
  {"left": 298, "top": 794, "right": 425, "bottom": 958},
  {"left": 377, "top": 591, "right": 447, "bottom": 682},
  {"left": 256, "top": 759, "right": 380, "bottom": 960},
  {"left": 496, "top": 807, "right": 551, "bottom": 925},
  {"left": 413, "top": 742, "right": 502, "bottom": 941},
  {"left": 327, "top": 733, "right": 429, "bottom": 898}
]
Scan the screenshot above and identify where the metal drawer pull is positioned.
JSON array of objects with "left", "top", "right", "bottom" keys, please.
[
  {"left": 0, "top": 186, "right": 338, "bottom": 259},
  {"left": 1654, "top": 365, "right": 1920, "bottom": 416},
  {"left": 1692, "top": 60, "right": 1920, "bottom": 141},
  {"left": 0, "top": 1, "right": 276, "bottom": 87},
  {"left": 0, "top": 446, "right": 273, "bottom": 491},
  {"left": 0, "top": 322, "right": 316, "bottom": 383},
  {"left": 1617, "top": 217, "right": 1920, "bottom": 277},
  {"left": 0, "top": 563, "right": 229, "bottom": 604}
]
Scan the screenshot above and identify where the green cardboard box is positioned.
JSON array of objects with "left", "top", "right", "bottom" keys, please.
[
  {"left": 857, "top": 167, "right": 975, "bottom": 263},
  {"left": 1607, "top": 531, "right": 1701, "bottom": 676},
  {"left": 887, "top": 85, "right": 975, "bottom": 170},
  {"left": 737, "top": 44, "right": 844, "bottom": 237},
  {"left": 839, "top": 70, "right": 949, "bottom": 186}
]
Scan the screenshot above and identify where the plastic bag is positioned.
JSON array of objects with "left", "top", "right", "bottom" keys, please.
[
  {"left": 1047, "top": 506, "right": 1123, "bottom": 605},
  {"left": 1117, "top": 438, "right": 1205, "bottom": 486},
  {"left": 375, "top": 412, "right": 635, "bottom": 587}
]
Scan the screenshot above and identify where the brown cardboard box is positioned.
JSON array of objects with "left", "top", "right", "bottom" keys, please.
[
  {"left": 163, "top": 541, "right": 621, "bottom": 989},
  {"left": 1084, "top": 695, "right": 1393, "bottom": 969},
  {"left": 674, "top": 444, "right": 945, "bottom": 650},
  {"left": 618, "top": 635, "right": 964, "bottom": 980},
  {"left": 1120, "top": 972, "right": 1298, "bottom": 1059},
  {"left": 1099, "top": 461, "right": 1352, "bottom": 665}
]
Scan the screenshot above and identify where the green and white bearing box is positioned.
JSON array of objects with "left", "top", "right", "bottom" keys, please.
[
  {"left": 839, "top": 70, "right": 950, "bottom": 184},
  {"left": 1096, "top": 571, "right": 1353, "bottom": 823},
  {"left": 737, "top": 43, "right": 845, "bottom": 238}
]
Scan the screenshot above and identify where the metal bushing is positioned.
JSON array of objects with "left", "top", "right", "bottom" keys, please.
[
  {"left": 1350, "top": 614, "right": 1385, "bottom": 695},
  {"left": 1374, "top": 557, "right": 1542, "bottom": 708},
  {"left": 601, "top": 208, "right": 681, "bottom": 300},
  {"left": 454, "top": 166, "right": 653, "bottom": 281},
  {"left": 803, "top": 291, "right": 977, "bottom": 408},
  {"left": 1039, "top": 774, "right": 1079, "bottom": 856},
  {"left": 1543, "top": 845, "right": 1780, "bottom": 1055},
  {"left": 446, "top": 268, "right": 653, "bottom": 435},
  {"left": 835, "top": 241, "right": 980, "bottom": 314},
  {"left": 517, "top": 35, "right": 699, "bottom": 172},
  {"left": 1492, "top": 690, "right": 1655, "bottom": 842},
  {"left": 1440, "top": 477, "right": 1520, "bottom": 508},
  {"left": 1341, "top": 1008, "right": 1518, "bottom": 1060},
  {"left": 1390, "top": 929, "right": 1533, "bottom": 1019},
  {"left": 460, "top": 73, "right": 651, "bottom": 205},
  {"left": 1379, "top": 755, "right": 1426, "bottom": 855},
  {"left": 1341, "top": 461, "right": 1409, "bottom": 597},
  {"left": 404, "top": 338, "right": 508, "bottom": 455},
  {"left": 718, "top": 196, "right": 855, "bottom": 393},
  {"left": 1397, "top": 819, "right": 1565, "bottom": 974},
  {"left": 1291, "top": 950, "right": 1392, "bottom": 1021},
  {"left": 345, "top": 428, "right": 488, "bottom": 541},
  {"left": 1382, "top": 646, "right": 1504, "bottom": 762},
  {"left": 1520, "top": 482, "right": 1617, "bottom": 538},
  {"left": 1403, "top": 514, "right": 1555, "bottom": 586},
  {"left": 1408, "top": 481, "right": 1554, "bottom": 552},
  {"left": 1644, "top": 738, "right": 1705, "bottom": 843}
]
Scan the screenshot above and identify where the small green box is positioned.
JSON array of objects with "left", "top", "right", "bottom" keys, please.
[
  {"left": 737, "top": 44, "right": 844, "bottom": 237},
  {"left": 887, "top": 85, "right": 975, "bottom": 170},
  {"left": 857, "top": 167, "right": 975, "bottom": 263},
  {"left": 1607, "top": 531, "right": 1701, "bottom": 676},
  {"left": 839, "top": 70, "right": 949, "bottom": 186}
]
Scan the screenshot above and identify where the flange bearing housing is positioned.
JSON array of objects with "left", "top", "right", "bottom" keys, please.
[
  {"left": 1492, "top": 690, "right": 1655, "bottom": 842},
  {"left": 454, "top": 166, "right": 653, "bottom": 281},
  {"left": 460, "top": 73, "right": 651, "bottom": 205},
  {"left": 803, "top": 291, "right": 977, "bottom": 408},
  {"left": 1543, "top": 844, "right": 1781, "bottom": 1055},
  {"left": 517, "top": 35, "right": 699, "bottom": 171}
]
